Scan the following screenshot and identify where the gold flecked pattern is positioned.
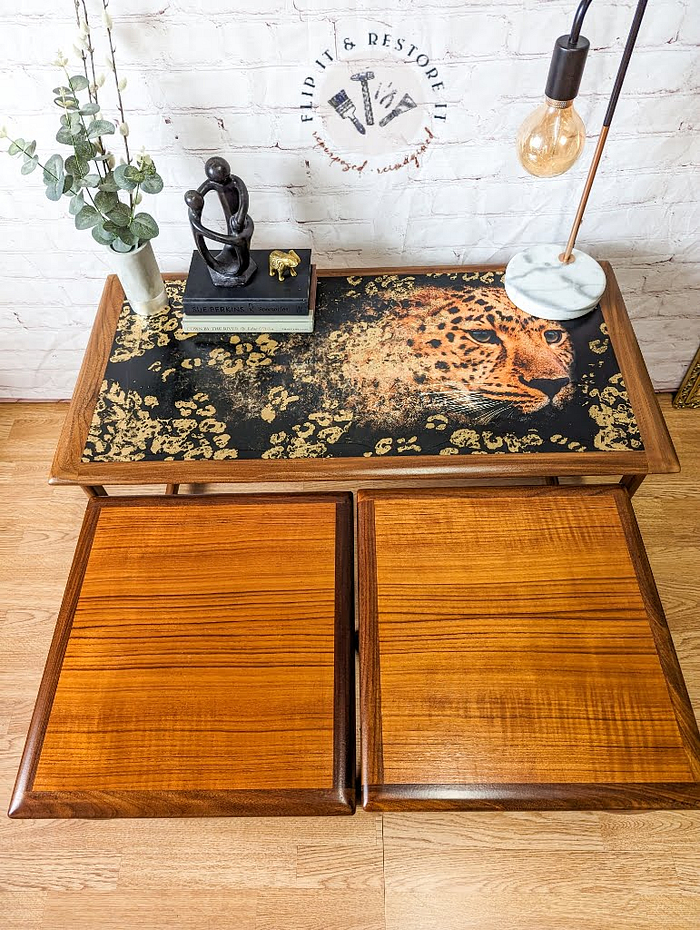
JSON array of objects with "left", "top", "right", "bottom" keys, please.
[{"left": 82, "top": 273, "right": 642, "bottom": 463}]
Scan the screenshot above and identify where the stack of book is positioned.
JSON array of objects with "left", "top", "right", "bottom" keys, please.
[{"left": 181, "top": 250, "right": 316, "bottom": 334}]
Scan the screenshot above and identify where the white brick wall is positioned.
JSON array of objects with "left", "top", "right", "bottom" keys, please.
[{"left": 0, "top": 0, "right": 698, "bottom": 398}]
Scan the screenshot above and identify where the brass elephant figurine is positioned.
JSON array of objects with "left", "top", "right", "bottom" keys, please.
[{"left": 268, "top": 249, "right": 301, "bottom": 282}]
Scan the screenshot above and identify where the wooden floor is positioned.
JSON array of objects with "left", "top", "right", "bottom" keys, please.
[{"left": 1, "top": 397, "right": 698, "bottom": 929}]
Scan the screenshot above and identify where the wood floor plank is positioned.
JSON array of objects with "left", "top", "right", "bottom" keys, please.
[
  {"left": 41, "top": 891, "right": 257, "bottom": 930},
  {"left": 295, "top": 842, "right": 385, "bottom": 889},
  {"left": 598, "top": 810, "right": 700, "bottom": 852},
  {"left": 383, "top": 847, "right": 689, "bottom": 894},
  {"left": 384, "top": 890, "right": 700, "bottom": 930},
  {"left": 115, "top": 845, "right": 296, "bottom": 890},
  {"left": 0, "top": 891, "right": 45, "bottom": 930},
  {"left": 382, "top": 811, "right": 606, "bottom": 849},
  {"left": 255, "top": 890, "right": 386, "bottom": 930},
  {"left": 0, "top": 853, "right": 120, "bottom": 892},
  {"left": 0, "top": 814, "right": 381, "bottom": 851}
]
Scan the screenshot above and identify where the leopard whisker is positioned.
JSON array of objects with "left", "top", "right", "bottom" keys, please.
[{"left": 423, "top": 387, "right": 517, "bottom": 422}]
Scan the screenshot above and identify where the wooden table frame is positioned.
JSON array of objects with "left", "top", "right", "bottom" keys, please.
[{"left": 49, "top": 264, "right": 678, "bottom": 498}]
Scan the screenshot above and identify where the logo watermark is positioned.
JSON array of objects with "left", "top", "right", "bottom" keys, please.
[{"left": 300, "top": 30, "right": 447, "bottom": 174}]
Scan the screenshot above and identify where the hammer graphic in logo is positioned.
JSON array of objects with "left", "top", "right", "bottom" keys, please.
[{"left": 351, "top": 71, "right": 375, "bottom": 126}]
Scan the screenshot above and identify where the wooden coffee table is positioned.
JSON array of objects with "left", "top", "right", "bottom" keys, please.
[
  {"left": 10, "top": 493, "right": 355, "bottom": 818},
  {"left": 49, "top": 264, "right": 676, "bottom": 498},
  {"left": 357, "top": 486, "right": 700, "bottom": 810}
]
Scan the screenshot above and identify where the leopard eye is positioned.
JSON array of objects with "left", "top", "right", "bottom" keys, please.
[
  {"left": 544, "top": 329, "right": 564, "bottom": 345},
  {"left": 467, "top": 330, "right": 500, "bottom": 345}
]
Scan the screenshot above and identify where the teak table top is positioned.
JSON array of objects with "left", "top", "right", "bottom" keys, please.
[
  {"left": 9, "top": 493, "right": 355, "bottom": 818},
  {"left": 50, "top": 264, "right": 677, "bottom": 488},
  {"left": 358, "top": 486, "right": 700, "bottom": 811}
]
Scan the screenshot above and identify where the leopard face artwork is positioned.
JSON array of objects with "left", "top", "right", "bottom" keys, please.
[
  {"left": 324, "top": 285, "right": 576, "bottom": 424},
  {"left": 83, "top": 271, "right": 643, "bottom": 463}
]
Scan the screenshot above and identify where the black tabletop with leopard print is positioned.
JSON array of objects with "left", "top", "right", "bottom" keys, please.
[{"left": 82, "top": 270, "right": 642, "bottom": 465}]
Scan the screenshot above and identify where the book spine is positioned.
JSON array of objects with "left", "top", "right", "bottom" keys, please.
[
  {"left": 182, "top": 303, "right": 308, "bottom": 316},
  {"left": 182, "top": 318, "right": 314, "bottom": 334}
]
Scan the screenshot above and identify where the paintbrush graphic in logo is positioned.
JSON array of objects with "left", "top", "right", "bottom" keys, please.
[{"left": 327, "top": 89, "right": 366, "bottom": 135}]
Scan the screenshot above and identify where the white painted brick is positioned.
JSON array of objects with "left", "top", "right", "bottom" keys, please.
[
  {"left": 403, "top": 214, "right": 490, "bottom": 249},
  {"left": 172, "top": 0, "right": 282, "bottom": 15},
  {"left": 0, "top": 278, "right": 73, "bottom": 307},
  {"left": 629, "top": 318, "right": 700, "bottom": 390},
  {"left": 145, "top": 70, "right": 251, "bottom": 112},
  {"left": 155, "top": 21, "right": 222, "bottom": 68},
  {"left": 638, "top": 262, "right": 700, "bottom": 293},
  {"left": 511, "top": 2, "right": 688, "bottom": 56},
  {"left": 165, "top": 111, "right": 276, "bottom": 150},
  {"left": 108, "top": 0, "right": 178, "bottom": 16}
]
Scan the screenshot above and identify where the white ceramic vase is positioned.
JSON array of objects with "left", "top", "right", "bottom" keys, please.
[{"left": 109, "top": 240, "right": 168, "bottom": 317}]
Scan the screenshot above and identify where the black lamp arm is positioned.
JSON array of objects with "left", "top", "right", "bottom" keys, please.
[
  {"left": 603, "top": 0, "right": 648, "bottom": 127},
  {"left": 569, "top": 0, "right": 594, "bottom": 47},
  {"left": 561, "top": 0, "right": 650, "bottom": 261}
]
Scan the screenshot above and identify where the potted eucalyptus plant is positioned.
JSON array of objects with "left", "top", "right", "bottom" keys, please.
[{"left": 1, "top": 0, "right": 167, "bottom": 316}]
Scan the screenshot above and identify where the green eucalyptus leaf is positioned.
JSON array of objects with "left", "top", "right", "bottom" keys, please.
[
  {"left": 87, "top": 119, "right": 116, "bottom": 139},
  {"left": 140, "top": 173, "right": 163, "bottom": 195},
  {"left": 56, "top": 127, "right": 73, "bottom": 145},
  {"left": 111, "top": 238, "right": 134, "bottom": 253},
  {"left": 98, "top": 171, "right": 119, "bottom": 192},
  {"left": 94, "top": 189, "right": 119, "bottom": 212},
  {"left": 45, "top": 182, "right": 63, "bottom": 202},
  {"left": 53, "top": 86, "right": 73, "bottom": 96},
  {"left": 21, "top": 155, "right": 39, "bottom": 175},
  {"left": 130, "top": 212, "right": 159, "bottom": 241},
  {"left": 74, "top": 141, "right": 95, "bottom": 162},
  {"left": 69, "top": 74, "right": 89, "bottom": 92},
  {"left": 69, "top": 191, "right": 85, "bottom": 215},
  {"left": 103, "top": 220, "right": 122, "bottom": 236},
  {"left": 63, "top": 174, "right": 74, "bottom": 194},
  {"left": 82, "top": 173, "right": 100, "bottom": 188},
  {"left": 24, "top": 141, "right": 36, "bottom": 157},
  {"left": 124, "top": 165, "right": 144, "bottom": 183},
  {"left": 43, "top": 153, "right": 64, "bottom": 186},
  {"left": 8, "top": 140, "right": 22, "bottom": 157},
  {"left": 113, "top": 163, "right": 138, "bottom": 191},
  {"left": 65, "top": 155, "right": 88, "bottom": 178},
  {"left": 79, "top": 102, "right": 100, "bottom": 116},
  {"left": 106, "top": 202, "right": 132, "bottom": 227},
  {"left": 75, "top": 204, "right": 100, "bottom": 229},
  {"left": 53, "top": 96, "right": 79, "bottom": 110},
  {"left": 115, "top": 223, "right": 138, "bottom": 246},
  {"left": 92, "top": 221, "right": 116, "bottom": 245}
]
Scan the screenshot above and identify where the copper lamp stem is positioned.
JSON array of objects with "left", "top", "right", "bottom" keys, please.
[
  {"left": 560, "top": 126, "right": 609, "bottom": 263},
  {"left": 559, "top": 0, "right": 649, "bottom": 264}
]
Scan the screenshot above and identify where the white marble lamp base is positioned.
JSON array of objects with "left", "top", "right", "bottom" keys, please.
[{"left": 504, "top": 245, "right": 607, "bottom": 321}]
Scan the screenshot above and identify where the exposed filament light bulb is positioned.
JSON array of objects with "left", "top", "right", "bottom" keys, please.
[{"left": 516, "top": 97, "right": 586, "bottom": 178}]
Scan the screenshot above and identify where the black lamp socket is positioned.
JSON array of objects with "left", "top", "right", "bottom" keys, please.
[{"left": 545, "top": 34, "right": 590, "bottom": 102}]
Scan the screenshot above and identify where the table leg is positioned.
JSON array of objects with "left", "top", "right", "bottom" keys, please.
[
  {"left": 620, "top": 474, "right": 645, "bottom": 497},
  {"left": 82, "top": 485, "right": 108, "bottom": 498},
  {"left": 165, "top": 484, "right": 180, "bottom": 495}
]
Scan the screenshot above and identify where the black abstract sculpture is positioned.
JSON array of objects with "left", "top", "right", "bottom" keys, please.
[{"left": 184, "top": 156, "right": 256, "bottom": 287}]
